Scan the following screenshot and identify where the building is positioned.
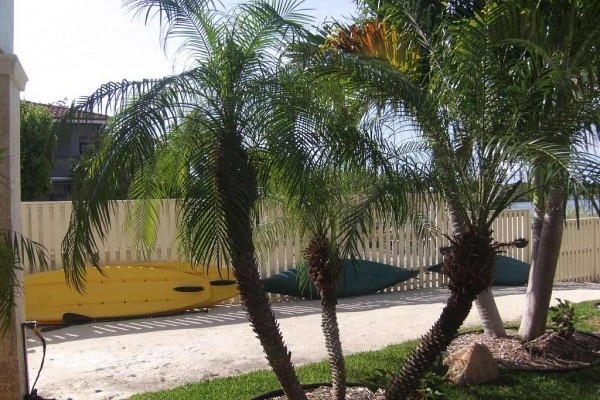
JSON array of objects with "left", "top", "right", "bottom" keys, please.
[{"left": 31, "top": 102, "right": 108, "bottom": 200}]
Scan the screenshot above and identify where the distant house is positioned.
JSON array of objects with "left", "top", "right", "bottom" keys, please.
[{"left": 31, "top": 102, "right": 109, "bottom": 200}]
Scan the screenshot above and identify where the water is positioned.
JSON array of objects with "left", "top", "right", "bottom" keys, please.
[{"left": 510, "top": 200, "right": 598, "bottom": 216}]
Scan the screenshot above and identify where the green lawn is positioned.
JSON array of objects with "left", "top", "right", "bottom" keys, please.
[{"left": 129, "top": 300, "right": 600, "bottom": 400}]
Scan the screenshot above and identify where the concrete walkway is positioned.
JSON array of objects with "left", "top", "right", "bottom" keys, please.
[{"left": 25, "top": 281, "right": 600, "bottom": 400}]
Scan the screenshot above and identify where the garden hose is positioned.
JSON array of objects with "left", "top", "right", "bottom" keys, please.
[{"left": 22, "top": 321, "right": 55, "bottom": 400}]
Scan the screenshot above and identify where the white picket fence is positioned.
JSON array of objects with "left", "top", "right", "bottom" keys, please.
[
  {"left": 555, "top": 217, "right": 600, "bottom": 282},
  {"left": 20, "top": 200, "right": 599, "bottom": 292}
]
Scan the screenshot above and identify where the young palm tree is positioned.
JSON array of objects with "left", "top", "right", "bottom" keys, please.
[
  {"left": 59, "top": 1, "right": 323, "bottom": 398},
  {"left": 275, "top": 166, "right": 417, "bottom": 400},
  {"left": 262, "top": 67, "right": 419, "bottom": 398},
  {"left": 0, "top": 231, "right": 49, "bottom": 335}
]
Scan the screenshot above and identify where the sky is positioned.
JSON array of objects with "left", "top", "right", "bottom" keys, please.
[{"left": 14, "top": 0, "right": 356, "bottom": 105}]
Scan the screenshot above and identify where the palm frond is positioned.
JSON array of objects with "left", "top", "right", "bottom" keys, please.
[
  {"left": 0, "top": 230, "right": 49, "bottom": 335},
  {"left": 236, "top": 0, "right": 311, "bottom": 57},
  {"left": 124, "top": 0, "right": 221, "bottom": 62}
]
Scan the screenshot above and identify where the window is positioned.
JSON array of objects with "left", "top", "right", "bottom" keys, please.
[{"left": 79, "top": 137, "right": 92, "bottom": 154}]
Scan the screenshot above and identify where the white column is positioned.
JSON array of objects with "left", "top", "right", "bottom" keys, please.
[
  {"left": 0, "top": 0, "right": 15, "bottom": 54},
  {"left": 0, "top": 1, "right": 28, "bottom": 394}
]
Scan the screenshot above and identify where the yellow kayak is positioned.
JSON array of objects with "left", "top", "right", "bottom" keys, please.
[
  {"left": 25, "top": 264, "right": 238, "bottom": 324},
  {"left": 133, "top": 262, "right": 239, "bottom": 307}
]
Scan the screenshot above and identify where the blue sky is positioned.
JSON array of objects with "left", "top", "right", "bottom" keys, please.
[{"left": 15, "top": 0, "right": 356, "bottom": 104}]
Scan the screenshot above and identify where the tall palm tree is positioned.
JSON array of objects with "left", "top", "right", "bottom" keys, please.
[
  {"left": 494, "top": 0, "right": 600, "bottom": 340},
  {"left": 59, "top": 1, "right": 322, "bottom": 398},
  {"left": 342, "top": 0, "right": 514, "bottom": 338},
  {"left": 354, "top": 0, "right": 600, "bottom": 343},
  {"left": 316, "top": 3, "right": 550, "bottom": 398}
]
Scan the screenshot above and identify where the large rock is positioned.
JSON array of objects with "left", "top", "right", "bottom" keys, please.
[{"left": 443, "top": 343, "right": 499, "bottom": 385}]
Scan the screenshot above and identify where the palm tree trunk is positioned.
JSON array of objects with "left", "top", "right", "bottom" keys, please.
[
  {"left": 218, "top": 138, "right": 306, "bottom": 400},
  {"left": 386, "top": 228, "right": 496, "bottom": 400},
  {"left": 447, "top": 204, "right": 506, "bottom": 337},
  {"left": 228, "top": 191, "right": 306, "bottom": 400},
  {"left": 305, "top": 235, "right": 346, "bottom": 399},
  {"left": 474, "top": 288, "right": 506, "bottom": 338},
  {"left": 385, "top": 291, "right": 476, "bottom": 400},
  {"left": 321, "top": 295, "right": 346, "bottom": 400},
  {"left": 233, "top": 252, "right": 307, "bottom": 400},
  {"left": 529, "top": 204, "right": 546, "bottom": 266},
  {"left": 519, "top": 190, "right": 565, "bottom": 340},
  {"left": 446, "top": 202, "right": 467, "bottom": 233}
]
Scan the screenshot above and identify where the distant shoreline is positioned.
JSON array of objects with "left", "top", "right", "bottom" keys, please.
[{"left": 510, "top": 200, "right": 597, "bottom": 216}]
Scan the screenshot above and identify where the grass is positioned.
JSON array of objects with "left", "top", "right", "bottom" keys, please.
[{"left": 129, "top": 300, "right": 600, "bottom": 400}]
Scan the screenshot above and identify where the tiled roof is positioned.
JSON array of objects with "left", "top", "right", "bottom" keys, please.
[{"left": 25, "top": 101, "right": 109, "bottom": 122}]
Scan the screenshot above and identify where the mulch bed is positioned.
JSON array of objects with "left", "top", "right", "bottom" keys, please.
[
  {"left": 447, "top": 329, "right": 600, "bottom": 370},
  {"left": 268, "top": 386, "right": 385, "bottom": 400},
  {"left": 267, "top": 329, "right": 600, "bottom": 399}
]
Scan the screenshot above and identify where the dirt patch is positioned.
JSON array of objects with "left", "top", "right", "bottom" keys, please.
[
  {"left": 448, "top": 330, "right": 600, "bottom": 370},
  {"left": 588, "top": 316, "right": 600, "bottom": 330}
]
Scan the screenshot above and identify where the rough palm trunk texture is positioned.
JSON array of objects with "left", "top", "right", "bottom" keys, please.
[
  {"left": 217, "top": 132, "right": 306, "bottom": 400},
  {"left": 386, "top": 228, "right": 496, "bottom": 400},
  {"left": 305, "top": 235, "right": 346, "bottom": 400},
  {"left": 227, "top": 212, "right": 306, "bottom": 399},
  {"left": 385, "top": 292, "right": 476, "bottom": 400},
  {"left": 321, "top": 296, "right": 346, "bottom": 400},
  {"left": 447, "top": 205, "right": 505, "bottom": 338},
  {"left": 519, "top": 191, "right": 565, "bottom": 340},
  {"left": 233, "top": 252, "right": 307, "bottom": 400}
]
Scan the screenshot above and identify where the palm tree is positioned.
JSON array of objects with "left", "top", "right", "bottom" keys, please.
[
  {"left": 493, "top": 0, "right": 600, "bottom": 340},
  {"left": 59, "top": 1, "right": 322, "bottom": 398},
  {"left": 332, "top": 1, "right": 514, "bottom": 338},
  {"left": 353, "top": 0, "right": 600, "bottom": 344},
  {"left": 315, "top": 3, "right": 551, "bottom": 398},
  {"left": 261, "top": 67, "right": 421, "bottom": 398},
  {"left": 0, "top": 231, "right": 49, "bottom": 336},
  {"left": 273, "top": 163, "right": 418, "bottom": 400}
]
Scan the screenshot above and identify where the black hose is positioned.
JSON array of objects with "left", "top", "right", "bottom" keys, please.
[
  {"left": 30, "top": 327, "right": 46, "bottom": 394},
  {"left": 23, "top": 324, "right": 55, "bottom": 400}
]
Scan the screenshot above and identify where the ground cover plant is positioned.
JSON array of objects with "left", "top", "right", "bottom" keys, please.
[{"left": 129, "top": 300, "right": 600, "bottom": 400}]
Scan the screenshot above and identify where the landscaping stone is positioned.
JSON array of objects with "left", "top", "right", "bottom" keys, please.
[{"left": 443, "top": 343, "right": 499, "bottom": 385}]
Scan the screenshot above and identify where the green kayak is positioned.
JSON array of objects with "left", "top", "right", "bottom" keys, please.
[
  {"left": 427, "top": 255, "right": 530, "bottom": 286},
  {"left": 261, "top": 259, "right": 419, "bottom": 299}
]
